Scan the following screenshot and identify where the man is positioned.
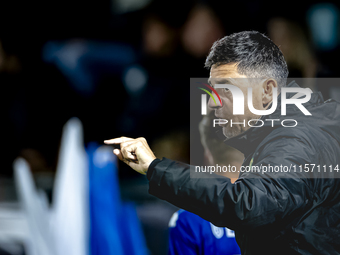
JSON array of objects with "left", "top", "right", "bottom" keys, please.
[{"left": 105, "top": 31, "right": 340, "bottom": 254}]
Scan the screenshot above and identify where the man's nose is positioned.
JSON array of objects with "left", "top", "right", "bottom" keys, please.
[{"left": 208, "top": 92, "right": 222, "bottom": 109}]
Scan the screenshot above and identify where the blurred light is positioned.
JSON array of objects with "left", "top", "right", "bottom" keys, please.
[
  {"left": 93, "top": 145, "right": 117, "bottom": 169},
  {"left": 43, "top": 40, "right": 137, "bottom": 97},
  {"left": 123, "top": 65, "right": 148, "bottom": 96},
  {"left": 42, "top": 40, "right": 94, "bottom": 96},
  {"left": 307, "top": 3, "right": 340, "bottom": 51},
  {"left": 112, "top": 0, "right": 152, "bottom": 14}
]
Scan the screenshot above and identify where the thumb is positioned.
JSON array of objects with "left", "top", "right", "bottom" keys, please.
[{"left": 113, "top": 149, "right": 123, "bottom": 161}]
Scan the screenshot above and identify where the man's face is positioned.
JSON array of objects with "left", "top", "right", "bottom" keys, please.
[{"left": 208, "top": 63, "right": 264, "bottom": 139}]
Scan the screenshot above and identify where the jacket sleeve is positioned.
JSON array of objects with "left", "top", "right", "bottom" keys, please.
[{"left": 147, "top": 137, "right": 314, "bottom": 230}]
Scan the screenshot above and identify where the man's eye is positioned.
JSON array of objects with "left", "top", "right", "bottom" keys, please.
[{"left": 224, "top": 88, "right": 229, "bottom": 92}]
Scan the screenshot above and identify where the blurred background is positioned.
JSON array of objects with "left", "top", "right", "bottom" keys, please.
[{"left": 1, "top": 0, "right": 340, "bottom": 254}]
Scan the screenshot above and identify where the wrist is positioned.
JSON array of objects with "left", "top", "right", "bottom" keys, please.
[{"left": 147, "top": 158, "right": 161, "bottom": 178}]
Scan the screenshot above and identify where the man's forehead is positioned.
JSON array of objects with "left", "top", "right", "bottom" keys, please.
[
  {"left": 209, "top": 63, "right": 246, "bottom": 80},
  {"left": 208, "top": 64, "right": 246, "bottom": 85},
  {"left": 208, "top": 76, "right": 236, "bottom": 85}
]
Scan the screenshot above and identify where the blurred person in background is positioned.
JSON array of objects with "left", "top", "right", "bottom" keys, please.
[
  {"left": 267, "top": 17, "right": 318, "bottom": 92},
  {"left": 180, "top": 4, "right": 224, "bottom": 70},
  {"left": 267, "top": 18, "right": 317, "bottom": 79},
  {"left": 168, "top": 208, "right": 241, "bottom": 255}
]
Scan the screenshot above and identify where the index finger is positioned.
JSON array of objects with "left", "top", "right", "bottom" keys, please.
[{"left": 104, "top": 137, "right": 133, "bottom": 144}]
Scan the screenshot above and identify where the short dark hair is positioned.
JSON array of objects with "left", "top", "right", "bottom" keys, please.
[{"left": 205, "top": 31, "right": 288, "bottom": 87}]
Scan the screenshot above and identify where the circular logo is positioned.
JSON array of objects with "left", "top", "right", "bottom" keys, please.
[{"left": 210, "top": 223, "right": 224, "bottom": 239}]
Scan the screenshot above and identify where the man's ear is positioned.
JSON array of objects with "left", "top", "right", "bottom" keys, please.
[{"left": 262, "top": 79, "right": 278, "bottom": 108}]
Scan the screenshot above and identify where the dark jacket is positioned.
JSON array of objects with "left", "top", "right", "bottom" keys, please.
[{"left": 147, "top": 81, "right": 340, "bottom": 254}]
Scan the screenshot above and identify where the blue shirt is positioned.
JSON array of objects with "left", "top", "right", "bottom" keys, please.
[{"left": 168, "top": 209, "right": 241, "bottom": 255}]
